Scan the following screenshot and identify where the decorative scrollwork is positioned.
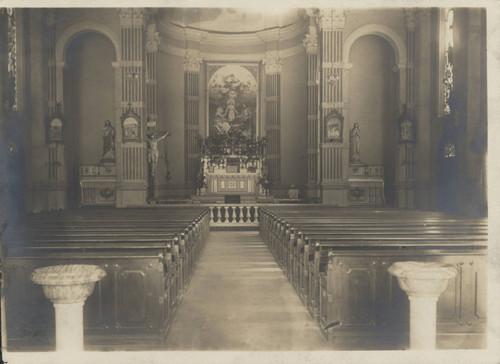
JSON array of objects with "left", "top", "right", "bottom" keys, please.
[{"left": 99, "top": 188, "right": 115, "bottom": 200}]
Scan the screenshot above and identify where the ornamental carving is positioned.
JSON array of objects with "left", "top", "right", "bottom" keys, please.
[
  {"left": 146, "top": 24, "right": 161, "bottom": 53},
  {"left": 303, "top": 33, "right": 319, "bottom": 54},
  {"left": 404, "top": 9, "right": 417, "bottom": 31},
  {"left": 316, "top": 9, "right": 347, "bottom": 30},
  {"left": 46, "top": 9, "right": 57, "bottom": 26},
  {"left": 183, "top": 56, "right": 203, "bottom": 73},
  {"left": 262, "top": 57, "right": 282, "bottom": 74},
  {"left": 117, "top": 8, "right": 146, "bottom": 27}
]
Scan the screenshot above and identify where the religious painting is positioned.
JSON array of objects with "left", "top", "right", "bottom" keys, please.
[
  {"left": 121, "top": 107, "right": 141, "bottom": 143},
  {"left": 398, "top": 110, "right": 415, "bottom": 143},
  {"left": 207, "top": 63, "right": 258, "bottom": 138},
  {"left": 46, "top": 104, "right": 64, "bottom": 144},
  {"left": 324, "top": 109, "right": 344, "bottom": 142},
  {"left": 48, "top": 117, "right": 63, "bottom": 143}
]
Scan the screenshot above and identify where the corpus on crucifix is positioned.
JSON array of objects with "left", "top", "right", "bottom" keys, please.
[{"left": 147, "top": 130, "right": 170, "bottom": 177}]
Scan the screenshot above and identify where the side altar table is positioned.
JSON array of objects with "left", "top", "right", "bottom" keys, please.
[{"left": 79, "top": 164, "right": 117, "bottom": 206}]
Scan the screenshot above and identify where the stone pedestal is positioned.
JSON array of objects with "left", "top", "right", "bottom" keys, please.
[
  {"left": 388, "top": 261, "right": 456, "bottom": 350},
  {"left": 31, "top": 264, "right": 106, "bottom": 351}
]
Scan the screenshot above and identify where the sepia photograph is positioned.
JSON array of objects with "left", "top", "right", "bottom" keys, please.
[{"left": 0, "top": 2, "right": 497, "bottom": 363}]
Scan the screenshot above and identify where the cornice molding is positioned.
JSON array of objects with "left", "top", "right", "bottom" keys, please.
[{"left": 158, "top": 42, "right": 305, "bottom": 62}]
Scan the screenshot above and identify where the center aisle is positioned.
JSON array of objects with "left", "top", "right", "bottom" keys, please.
[{"left": 165, "top": 231, "right": 329, "bottom": 350}]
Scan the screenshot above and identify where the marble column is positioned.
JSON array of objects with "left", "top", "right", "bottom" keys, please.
[
  {"left": 145, "top": 23, "right": 161, "bottom": 200},
  {"left": 262, "top": 56, "right": 282, "bottom": 188},
  {"left": 388, "top": 261, "right": 457, "bottom": 350},
  {"left": 314, "top": 9, "right": 349, "bottom": 205},
  {"left": 183, "top": 53, "right": 203, "bottom": 188},
  {"left": 45, "top": 9, "right": 67, "bottom": 211},
  {"left": 116, "top": 8, "right": 148, "bottom": 206},
  {"left": 31, "top": 264, "right": 106, "bottom": 351},
  {"left": 303, "top": 24, "right": 320, "bottom": 200}
]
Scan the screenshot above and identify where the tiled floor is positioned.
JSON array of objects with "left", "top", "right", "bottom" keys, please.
[{"left": 165, "top": 231, "right": 329, "bottom": 350}]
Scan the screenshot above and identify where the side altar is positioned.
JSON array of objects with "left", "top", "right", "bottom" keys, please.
[{"left": 193, "top": 129, "right": 272, "bottom": 203}]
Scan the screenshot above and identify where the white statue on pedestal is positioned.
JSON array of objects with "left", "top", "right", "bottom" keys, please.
[{"left": 349, "top": 122, "right": 361, "bottom": 164}]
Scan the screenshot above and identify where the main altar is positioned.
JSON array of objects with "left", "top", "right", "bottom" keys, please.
[{"left": 193, "top": 129, "right": 272, "bottom": 203}]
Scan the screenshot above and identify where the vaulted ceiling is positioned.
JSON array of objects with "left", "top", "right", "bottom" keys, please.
[{"left": 158, "top": 8, "right": 307, "bottom": 33}]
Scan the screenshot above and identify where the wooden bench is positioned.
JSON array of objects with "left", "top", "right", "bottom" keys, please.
[
  {"left": 4, "top": 207, "right": 210, "bottom": 350},
  {"left": 259, "top": 206, "right": 487, "bottom": 349}
]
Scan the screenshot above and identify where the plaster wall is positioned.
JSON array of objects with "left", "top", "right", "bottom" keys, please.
[
  {"left": 156, "top": 51, "right": 186, "bottom": 195},
  {"left": 344, "top": 9, "right": 406, "bottom": 43},
  {"left": 54, "top": 8, "right": 120, "bottom": 43},
  {"left": 280, "top": 51, "right": 308, "bottom": 189}
]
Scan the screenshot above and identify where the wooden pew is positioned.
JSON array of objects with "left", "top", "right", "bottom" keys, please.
[
  {"left": 4, "top": 208, "right": 210, "bottom": 351},
  {"left": 258, "top": 206, "right": 487, "bottom": 349}
]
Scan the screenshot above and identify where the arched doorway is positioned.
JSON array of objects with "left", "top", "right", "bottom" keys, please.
[{"left": 63, "top": 32, "right": 116, "bottom": 207}]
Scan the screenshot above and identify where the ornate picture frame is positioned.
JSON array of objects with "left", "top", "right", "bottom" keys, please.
[
  {"left": 121, "top": 106, "right": 141, "bottom": 143},
  {"left": 206, "top": 62, "right": 260, "bottom": 138},
  {"left": 324, "top": 109, "right": 344, "bottom": 142},
  {"left": 46, "top": 104, "right": 64, "bottom": 144},
  {"left": 398, "top": 108, "right": 416, "bottom": 143}
]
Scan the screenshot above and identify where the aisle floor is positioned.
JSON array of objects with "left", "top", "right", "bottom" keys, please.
[{"left": 165, "top": 231, "right": 329, "bottom": 350}]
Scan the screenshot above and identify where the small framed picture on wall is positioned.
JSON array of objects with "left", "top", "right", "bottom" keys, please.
[
  {"left": 121, "top": 107, "right": 141, "bottom": 143},
  {"left": 46, "top": 104, "right": 64, "bottom": 144},
  {"left": 324, "top": 109, "right": 344, "bottom": 143}
]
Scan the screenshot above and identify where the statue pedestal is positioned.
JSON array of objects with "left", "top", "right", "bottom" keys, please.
[
  {"left": 388, "top": 261, "right": 457, "bottom": 349},
  {"left": 31, "top": 264, "right": 106, "bottom": 351}
]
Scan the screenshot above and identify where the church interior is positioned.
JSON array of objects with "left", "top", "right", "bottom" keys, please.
[{"left": 0, "top": 6, "right": 490, "bottom": 361}]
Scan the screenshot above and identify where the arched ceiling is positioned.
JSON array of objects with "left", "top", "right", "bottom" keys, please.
[{"left": 159, "top": 8, "right": 306, "bottom": 34}]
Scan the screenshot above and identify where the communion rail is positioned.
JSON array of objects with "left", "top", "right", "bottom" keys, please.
[{"left": 208, "top": 205, "right": 259, "bottom": 227}]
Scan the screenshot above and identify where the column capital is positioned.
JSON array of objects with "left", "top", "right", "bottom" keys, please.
[
  {"left": 262, "top": 57, "right": 282, "bottom": 75},
  {"left": 404, "top": 8, "right": 417, "bottom": 31},
  {"left": 183, "top": 55, "right": 203, "bottom": 73},
  {"left": 303, "top": 32, "right": 319, "bottom": 54},
  {"left": 146, "top": 23, "right": 161, "bottom": 53},
  {"left": 117, "top": 8, "right": 147, "bottom": 27},
  {"left": 316, "top": 9, "right": 347, "bottom": 30},
  {"left": 46, "top": 9, "right": 58, "bottom": 26}
]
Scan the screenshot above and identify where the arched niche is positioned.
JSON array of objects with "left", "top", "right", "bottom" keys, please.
[
  {"left": 62, "top": 31, "right": 118, "bottom": 207},
  {"left": 343, "top": 24, "right": 407, "bottom": 127},
  {"left": 344, "top": 30, "right": 401, "bottom": 206}
]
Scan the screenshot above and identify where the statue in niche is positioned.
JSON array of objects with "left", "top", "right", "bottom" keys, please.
[
  {"left": 147, "top": 130, "right": 170, "bottom": 177},
  {"left": 349, "top": 122, "right": 361, "bottom": 164},
  {"left": 101, "top": 120, "right": 115, "bottom": 163}
]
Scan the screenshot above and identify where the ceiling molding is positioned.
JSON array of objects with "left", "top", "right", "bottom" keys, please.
[{"left": 156, "top": 17, "right": 308, "bottom": 48}]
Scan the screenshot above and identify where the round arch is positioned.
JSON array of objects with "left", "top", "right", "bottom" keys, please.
[
  {"left": 55, "top": 21, "right": 121, "bottom": 63},
  {"left": 343, "top": 24, "right": 406, "bottom": 66}
]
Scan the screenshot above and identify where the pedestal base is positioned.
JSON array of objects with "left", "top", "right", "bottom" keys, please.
[{"left": 54, "top": 302, "right": 84, "bottom": 351}]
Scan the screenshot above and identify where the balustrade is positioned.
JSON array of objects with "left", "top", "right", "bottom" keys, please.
[{"left": 208, "top": 205, "right": 259, "bottom": 226}]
